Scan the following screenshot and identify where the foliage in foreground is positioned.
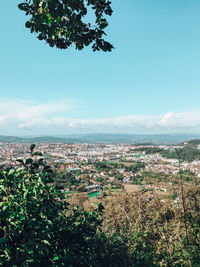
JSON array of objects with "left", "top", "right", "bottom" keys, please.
[
  {"left": 0, "top": 145, "right": 200, "bottom": 266},
  {"left": 0, "top": 145, "right": 129, "bottom": 266},
  {"left": 18, "top": 0, "right": 113, "bottom": 52},
  {"left": 102, "top": 183, "right": 200, "bottom": 267}
]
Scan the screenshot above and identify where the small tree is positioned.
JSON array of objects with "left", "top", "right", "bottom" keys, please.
[{"left": 0, "top": 145, "right": 105, "bottom": 266}]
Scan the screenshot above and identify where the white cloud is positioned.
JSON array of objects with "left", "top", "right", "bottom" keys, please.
[
  {"left": 1, "top": 99, "right": 74, "bottom": 119},
  {"left": 0, "top": 99, "right": 76, "bottom": 135},
  {"left": 1, "top": 98, "right": 200, "bottom": 135},
  {"left": 159, "top": 112, "right": 174, "bottom": 126}
]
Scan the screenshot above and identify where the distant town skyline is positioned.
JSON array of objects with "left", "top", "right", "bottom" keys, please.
[{"left": 1, "top": 0, "right": 200, "bottom": 135}]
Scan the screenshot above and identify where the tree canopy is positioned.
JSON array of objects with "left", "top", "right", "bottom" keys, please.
[{"left": 18, "top": 0, "right": 114, "bottom": 52}]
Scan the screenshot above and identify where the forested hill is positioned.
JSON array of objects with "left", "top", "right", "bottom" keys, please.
[
  {"left": 0, "top": 133, "right": 200, "bottom": 144},
  {"left": 179, "top": 139, "right": 200, "bottom": 146},
  {"left": 0, "top": 135, "right": 80, "bottom": 144}
]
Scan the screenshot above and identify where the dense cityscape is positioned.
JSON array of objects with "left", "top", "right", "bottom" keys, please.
[{"left": 1, "top": 141, "right": 199, "bottom": 199}]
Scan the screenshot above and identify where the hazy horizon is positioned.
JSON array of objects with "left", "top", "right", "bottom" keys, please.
[{"left": 1, "top": 132, "right": 200, "bottom": 138}]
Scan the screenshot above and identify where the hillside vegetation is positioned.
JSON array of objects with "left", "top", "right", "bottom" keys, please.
[{"left": 135, "top": 145, "right": 200, "bottom": 162}]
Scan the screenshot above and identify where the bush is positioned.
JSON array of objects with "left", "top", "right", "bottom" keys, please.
[{"left": 0, "top": 145, "right": 114, "bottom": 266}]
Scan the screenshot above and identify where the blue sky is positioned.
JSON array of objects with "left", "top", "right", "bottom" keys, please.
[{"left": 1, "top": 0, "right": 200, "bottom": 136}]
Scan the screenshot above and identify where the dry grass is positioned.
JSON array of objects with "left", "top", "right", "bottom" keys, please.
[{"left": 123, "top": 184, "right": 140, "bottom": 193}]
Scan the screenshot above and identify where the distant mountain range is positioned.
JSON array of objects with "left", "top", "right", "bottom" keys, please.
[{"left": 1, "top": 133, "right": 200, "bottom": 145}]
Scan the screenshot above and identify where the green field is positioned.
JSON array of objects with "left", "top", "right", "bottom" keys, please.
[{"left": 88, "top": 191, "right": 100, "bottom": 198}]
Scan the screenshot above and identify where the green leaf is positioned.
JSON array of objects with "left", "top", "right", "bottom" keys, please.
[
  {"left": 42, "top": 240, "right": 51, "bottom": 246},
  {"left": 173, "top": 251, "right": 178, "bottom": 257},
  {"left": 30, "top": 144, "right": 36, "bottom": 153},
  {"left": 0, "top": 185, "right": 6, "bottom": 193},
  {"left": 2, "top": 206, "right": 8, "bottom": 212},
  {"left": 38, "top": 158, "right": 44, "bottom": 164},
  {"left": 16, "top": 167, "right": 24, "bottom": 172},
  {"left": 34, "top": 151, "right": 43, "bottom": 156},
  {"left": 53, "top": 256, "right": 59, "bottom": 261},
  {"left": 8, "top": 169, "right": 15, "bottom": 175},
  {"left": 25, "top": 21, "right": 32, "bottom": 28},
  {"left": 16, "top": 159, "right": 24, "bottom": 165},
  {"left": 26, "top": 158, "right": 33, "bottom": 165}
]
